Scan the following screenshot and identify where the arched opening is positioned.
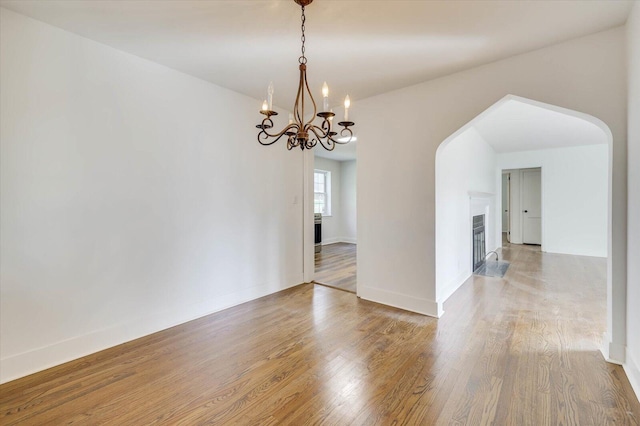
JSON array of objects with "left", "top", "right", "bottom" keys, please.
[{"left": 435, "top": 94, "right": 617, "bottom": 361}]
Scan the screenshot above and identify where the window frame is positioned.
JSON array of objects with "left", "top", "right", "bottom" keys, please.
[{"left": 314, "top": 169, "right": 332, "bottom": 216}]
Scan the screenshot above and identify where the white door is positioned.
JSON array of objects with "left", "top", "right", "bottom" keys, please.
[{"left": 522, "top": 169, "right": 541, "bottom": 245}]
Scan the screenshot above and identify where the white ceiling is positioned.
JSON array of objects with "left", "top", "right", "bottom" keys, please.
[
  {"left": 473, "top": 99, "right": 608, "bottom": 153},
  {"left": 0, "top": 0, "right": 633, "bottom": 113},
  {"left": 0, "top": 0, "right": 629, "bottom": 162},
  {"left": 314, "top": 139, "right": 357, "bottom": 162}
]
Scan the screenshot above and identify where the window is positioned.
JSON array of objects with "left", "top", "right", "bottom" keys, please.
[{"left": 314, "top": 170, "right": 331, "bottom": 216}]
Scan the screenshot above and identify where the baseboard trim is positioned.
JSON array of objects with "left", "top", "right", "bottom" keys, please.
[
  {"left": 358, "top": 285, "right": 442, "bottom": 318},
  {"left": 321, "top": 237, "right": 341, "bottom": 245},
  {"left": 321, "top": 238, "right": 357, "bottom": 245},
  {"left": 437, "top": 271, "right": 471, "bottom": 308},
  {"left": 624, "top": 348, "right": 640, "bottom": 402},
  {"left": 0, "top": 280, "right": 303, "bottom": 384},
  {"left": 601, "top": 332, "right": 626, "bottom": 365}
]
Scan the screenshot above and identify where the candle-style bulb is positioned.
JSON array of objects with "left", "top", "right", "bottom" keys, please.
[
  {"left": 267, "top": 81, "right": 274, "bottom": 110},
  {"left": 289, "top": 113, "right": 294, "bottom": 125},
  {"left": 329, "top": 108, "right": 334, "bottom": 122},
  {"left": 262, "top": 100, "right": 269, "bottom": 111},
  {"left": 344, "top": 95, "right": 351, "bottom": 121},
  {"left": 322, "top": 82, "right": 329, "bottom": 112}
]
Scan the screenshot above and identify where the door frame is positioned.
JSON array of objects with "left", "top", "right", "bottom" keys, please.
[
  {"left": 502, "top": 166, "right": 544, "bottom": 250},
  {"left": 520, "top": 167, "right": 542, "bottom": 245},
  {"left": 303, "top": 149, "right": 315, "bottom": 283},
  {"left": 502, "top": 171, "right": 511, "bottom": 241}
]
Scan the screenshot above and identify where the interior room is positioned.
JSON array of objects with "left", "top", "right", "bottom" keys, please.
[{"left": 1, "top": 1, "right": 639, "bottom": 423}]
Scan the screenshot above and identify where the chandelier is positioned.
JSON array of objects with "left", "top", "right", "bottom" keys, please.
[{"left": 257, "top": 0, "right": 355, "bottom": 151}]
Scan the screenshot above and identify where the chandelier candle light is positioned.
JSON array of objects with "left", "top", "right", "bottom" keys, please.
[{"left": 256, "top": 0, "right": 355, "bottom": 151}]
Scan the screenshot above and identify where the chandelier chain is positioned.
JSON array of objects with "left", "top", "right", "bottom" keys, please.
[{"left": 299, "top": 6, "right": 307, "bottom": 64}]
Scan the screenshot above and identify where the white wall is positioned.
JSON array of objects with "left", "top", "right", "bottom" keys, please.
[
  {"left": 625, "top": 1, "right": 640, "bottom": 400},
  {"left": 340, "top": 160, "right": 357, "bottom": 243},
  {"left": 0, "top": 9, "right": 304, "bottom": 383},
  {"left": 356, "top": 25, "right": 627, "bottom": 361},
  {"left": 314, "top": 156, "right": 342, "bottom": 244},
  {"left": 498, "top": 144, "right": 609, "bottom": 258},
  {"left": 435, "top": 128, "right": 497, "bottom": 306}
]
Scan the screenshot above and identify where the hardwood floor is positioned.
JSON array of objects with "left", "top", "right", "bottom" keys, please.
[
  {"left": 2, "top": 242, "right": 639, "bottom": 425},
  {"left": 314, "top": 242, "right": 357, "bottom": 293}
]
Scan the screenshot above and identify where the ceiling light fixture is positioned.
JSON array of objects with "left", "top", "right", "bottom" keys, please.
[{"left": 256, "top": 0, "right": 355, "bottom": 151}]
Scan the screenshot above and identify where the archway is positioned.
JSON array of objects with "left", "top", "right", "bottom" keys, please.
[{"left": 435, "top": 94, "right": 619, "bottom": 362}]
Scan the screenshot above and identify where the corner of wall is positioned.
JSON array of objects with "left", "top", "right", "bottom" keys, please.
[
  {"left": 601, "top": 331, "right": 626, "bottom": 365},
  {"left": 358, "top": 285, "right": 442, "bottom": 318},
  {"left": 437, "top": 271, "right": 471, "bottom": 308},
  {"left": 624, "top": 347, "right": 640, "bottom": 403}
]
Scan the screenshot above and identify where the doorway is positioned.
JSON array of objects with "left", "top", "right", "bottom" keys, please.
[
  {"left": 503, "top": 167, "right": 542, "bottom": 246},
  {"left": 311, "top": 150, "right": 357, "bottom": 293},
  {"left": 521, "top": 168, "right": 542, "bottom": 245},
  {"left": 435, "top": 94, "right": 617, "bottom": 361}
]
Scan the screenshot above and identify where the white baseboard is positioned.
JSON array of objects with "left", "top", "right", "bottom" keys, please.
[
  {"left": 358, "top": 285, "right": 442, "bottom": 318},
  {"left": 0, "top": 280, "right": 303, "bottom": 384},
  {"left": 437, "top": 271, "right": 471, "bottom": 309},
  {"left": 624, "top": 348, "right": 640, "bottom": 403},
  {"left": 601, "top": 332, "right": 626, "bottom": 365},
  {"left": 322, "top": 238, "right": 357, "bottom": 246},
  {"left": 321, "top": 237, "right": 341, "bottom": 245}
]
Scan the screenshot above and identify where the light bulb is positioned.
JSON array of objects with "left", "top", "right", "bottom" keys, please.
[
  {"left": 344, "top": 95, "right": 351, "bottom": 121},
  {"left": 322, "top": 82, "right": 329, "bottom": 112},
  {"left": 267, "top": 82, "right": 274, "bottom": 110},
  {"left": 289, "top": 113, "right": 294, "bottom": 125},
  {"left": 262, "top": 100, "right": 269, "bottom": 111}
]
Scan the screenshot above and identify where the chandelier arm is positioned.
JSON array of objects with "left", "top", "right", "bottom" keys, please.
[
  {"left": 307, "top": 123, "right": 342, "bottom": 146},
  {"left": 256, "top": 117, "right": 276, "bottom": 145},
  {"left": 303, "top": 69, "right": 317, "bottom": 127},
  {"left": 308, "top": 122, "right": 351, "bottom": 145},
  {"left": 308, "top": 123, "right": 330, "bottom": 140},
  {"left": 337, "top": 126, "right": 354, "bottom": 144},
  {"left": 261, "top": 117, "right": 274, "bottom": 128},
  {"left": 305, "top": 138, "right": 318, "bottom": 150},
  {"left": 259, "top": 121, "right": 299, "bottom": 139},
  {"left": 287, "top": 134, "right": 299, "bottom": 150},
  {"left": 317, "top": 138, "right": 336, "bottom": 151},
  {"left": 259, "top": 130, "right": 286, "bottom": 146},
  {"left": 308, "top": 127, "right": 335, "bottom": 151},
  {"left": 258, "top": 122, "right": 299, "bottom": 146},
  {"left": 294, "top": 66, "right": 305, "bottom": 125},
  {"left": 319, "top": 117, "right": 332, "bottom": 136},
  {"left": 259, "top": 129, "right": 296, "bottom": 147}
]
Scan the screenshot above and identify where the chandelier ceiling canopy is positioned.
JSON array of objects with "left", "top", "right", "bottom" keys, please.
[{"left": 256, "top": 0, "right": 355, "bottom": 151}]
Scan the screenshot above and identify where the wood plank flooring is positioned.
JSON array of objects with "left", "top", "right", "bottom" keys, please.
[
  {"left": 314, "top": 242, "right": 356, "bottom": 293},
  {"left": 2, "top": 242, "right": 639, "bottom": 424}
]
